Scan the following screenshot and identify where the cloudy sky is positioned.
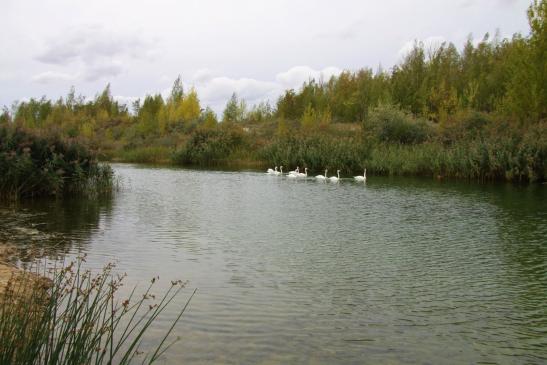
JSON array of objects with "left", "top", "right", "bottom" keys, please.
[{"left": 1, "top": 0, "right": 532, "bottom": 114}]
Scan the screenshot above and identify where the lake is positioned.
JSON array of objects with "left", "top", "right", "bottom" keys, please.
[{"left": 2, "top": 163, "right": 546, "bottom": 364}]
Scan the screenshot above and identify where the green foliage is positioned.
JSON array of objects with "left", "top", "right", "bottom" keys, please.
[
  {"left": 0, "top": 126, "right": 113, "bottom": 200},
  {"left": 0, "top": 258, "right": 193, "bottom": 365},
  {"left": 222, "top": 93, "right": 247, "bottom": 123},
  {"left": 117, "top": 146, "right": 173, "bottom": 164},
  {"left": 201, "top": 107, "right": 218, "bottom": 129},
  {"left": 274, "top": 4, "right": 546, "bottom": 124},
  {"left": 1, "top": 3, "right": 545, "bottom": 182},
  {"left": 173, "top": 126, "right": 247, "bottom": 165},
  {"left": 366, "top": 104, "right": 434, "bottom": 144},
  {"left": 259, "top": 133, "right": 365, "bottom": 173},
  {"left": 364, "top": 121, "right": 547, "bottom": 182}
]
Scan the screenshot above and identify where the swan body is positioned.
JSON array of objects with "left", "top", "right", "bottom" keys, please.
[
  {"left": 288, "top": 166, "right": 299, "bottom": 176},
  {"left": 267, "top": 166, "right": 277, "bottom": 174},
  {"left": 315, "top": 169, "right": 327, "bottom": 180},
  {"left": 329, "top": 170, "right": 340, "bottom": 182},
  {"left": 354, "top": 169, "right": 367, "bottom": 182},
  {"left": 297, "top": 167, "right": 308, "bottom": 178}
]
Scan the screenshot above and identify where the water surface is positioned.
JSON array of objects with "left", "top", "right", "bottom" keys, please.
[{"left": 2, "top": 164, "right": 546, "bottom": 364}]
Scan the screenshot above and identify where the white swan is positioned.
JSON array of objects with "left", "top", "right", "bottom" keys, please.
[
  {"left": 274, "top": 166, "right": 282, "bottom": 176},
  {"left": 267, "top": 166, "right": 277, "bottom": 174},
  {"left": 288, "top": 166, "right": 299, "bottom": 176},
  {"left": 329, "top": 170, "right": 340, "bottom": 182},
  {"left": 354, "top": 169, "right": 367, "bottom": 182},
  {"left": 297, "top": 167, "right": 308, "bottom": 178},
  {"left": 315, "top": 169, "right": 327, "bottom": 180}
]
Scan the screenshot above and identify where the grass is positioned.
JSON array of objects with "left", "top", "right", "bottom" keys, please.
[
  {"left": 114, "top": 146, "right": 173, "bottom": 164},
  {"left": 0, "top": 258, "right": 195, "bottom": 365}
]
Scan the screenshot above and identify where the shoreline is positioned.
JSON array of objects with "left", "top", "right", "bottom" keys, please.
[
  {"left": 0, "top": 244, "right": 50, "bottom": 295},
  {"left": 0, "top": 245, "right": 22, "bottom": 293}
]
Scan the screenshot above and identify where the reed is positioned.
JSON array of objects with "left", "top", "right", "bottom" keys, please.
[
  {"left": 258, "top": 133, "right": 366, "bottom": 174},
  {"left": 115, "top": 146, "right": 173, "bottom": 164},
  {"left": 0, "top": 258, "right": 194, "bottom": 365},
  {"left": 0, "top": 126, "right": 114, "bottom": 200}
]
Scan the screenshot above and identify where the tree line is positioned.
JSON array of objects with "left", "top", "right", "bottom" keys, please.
[{"left": 1, "top": 0, "right": 545, "bottom": 181}]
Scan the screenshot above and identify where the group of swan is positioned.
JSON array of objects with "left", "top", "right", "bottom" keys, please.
[{"left": 267, "top": 166, "right": 366, "bottom": 182}]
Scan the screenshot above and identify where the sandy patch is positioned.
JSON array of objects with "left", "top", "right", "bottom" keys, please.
[{"left": 0, "top": 244, "right": 51, "bottom": 295}]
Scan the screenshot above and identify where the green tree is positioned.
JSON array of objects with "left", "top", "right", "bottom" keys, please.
[{"left": 222, "top": 93, "right": 246, "bottom": 123}]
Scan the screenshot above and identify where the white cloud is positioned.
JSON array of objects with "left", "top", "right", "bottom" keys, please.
[
  {"left": 188, "top": 65, "right": 343, "bottom": 113},
  {"left": 192, "top": 68, "right": 215, "bottom": 85},
  {"left": 275, "top": 66, "right": 343, "bottom": 90},
  {"left": 31, "top": 71, "right": 77, "bottom": 84}
]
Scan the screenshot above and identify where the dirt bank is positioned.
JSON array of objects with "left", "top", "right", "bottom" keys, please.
[
  {"left": 0, "top": 244, "right": 20, "bottom": 292},
  {"left": 0, "top": 244, "right": 51, "bottom": 295}
]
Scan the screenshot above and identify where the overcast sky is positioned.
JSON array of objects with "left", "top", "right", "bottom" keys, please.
[{"left": 1, "top": 0, "right": 532, "bottom": 114}]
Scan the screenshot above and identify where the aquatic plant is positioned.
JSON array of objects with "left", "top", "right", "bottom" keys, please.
[
  {"left": 0, "top": 258, "right": 194, "bottom": 365},
  {"left": 258, "top": 133, "right": 366, "bottom": 174}
]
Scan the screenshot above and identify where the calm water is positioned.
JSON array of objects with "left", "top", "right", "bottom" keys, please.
[{"left": 2, "top": 164, "right": 547, "bottom": 364}]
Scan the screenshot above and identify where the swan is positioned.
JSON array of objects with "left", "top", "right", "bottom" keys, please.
[
  {"left": 329, "top": 170, "right": 340, "bottom": 182},
  {"left": 315, "top": 169, "right": 327, "bottom": 180},
  {"left": 267, "top": 166, "right": 277, "bottom": 174},
  {"left": 354, "top": 169, "right": 367, "bottom": 182},
  {"left": 288, "top": 166, "right": 299, "bottom": 176},
  {"left": 274, "top": 166, "right": 282, "bottom": 176},
  {"left": 297, "top": 167, "right": 308, "bottom": 178}
]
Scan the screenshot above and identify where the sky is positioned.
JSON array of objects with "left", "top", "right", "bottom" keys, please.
[{"left": 1, "top": 0, "right": 532, "bottom": 114}]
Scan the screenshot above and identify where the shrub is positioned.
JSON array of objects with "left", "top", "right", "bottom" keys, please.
[
  {"left": 0, "top": 126, "right": 113, "bottom": 200},
  {"left": 173, "top": 126, "right": 246, "bottom": 165},
  {"left": 366, "top": 104, "right": 434, "bottom": 144}
]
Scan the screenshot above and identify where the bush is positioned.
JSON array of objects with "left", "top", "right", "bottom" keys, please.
[
  {"left": 173, "top": 126, "right": 246, "bottom": 165},
  {"left": 0, "top": 126, "right": 113, "bottom": 200},
  {"left": 366, "top": 104, "right": 434, "bottom": 144},
  {"left": 440, "top": 110, "right": 491, "bottom": 144}
]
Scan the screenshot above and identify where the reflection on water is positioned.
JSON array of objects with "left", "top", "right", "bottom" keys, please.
[
  {"left": 1, "top": 163, "right": 546, "bottom": 364},
  {"left": 0, "top": 196, "right": 113, "bottom": 262}
]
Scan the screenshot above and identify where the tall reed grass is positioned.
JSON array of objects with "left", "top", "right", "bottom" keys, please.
[
  {"left": 0, "top": 258, "right": 194, "bottom": 365},
  {"left": 0, "top": 126, "right": 114, "bottom": 200},
  {"left": 258, "top": 134, "right": 366, "bottom": 173},
  {"left": 115, "top": 146, "right": 173, "bottom": 164}
]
